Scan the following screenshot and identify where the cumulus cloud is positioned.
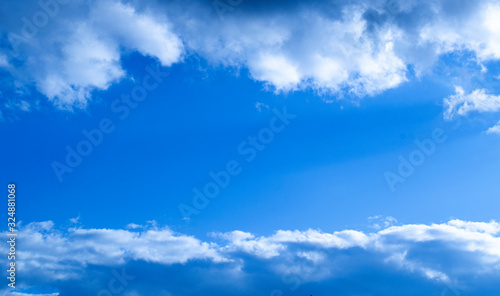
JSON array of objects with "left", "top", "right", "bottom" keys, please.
[
  {"left": 35, "top": 23, "right": 126, "bottom": 109},
  {"left": 90, "top": 1, "right": 184, "bottom": 67},
  {"left": 170, "top": 1, "right": 408, "bottom": 95},
  {"left": 215, "top": 219, "right": 500, "bottom": 280},
  {"left": 167, "top": 0, "right": 500, "bottom": 97},
  {"left": 4, "top": 219, "right": 500, "bottom": 295},
  {"left": 420, "top": 1, "right": 500, "bottom": 61},
  {"left": 2, "top": 0, "right": 183, "bottom": 110},
  {"left": 5, "top": 221, "right": 224, "bottom": 281}
]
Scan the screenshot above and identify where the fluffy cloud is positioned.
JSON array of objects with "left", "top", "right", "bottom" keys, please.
[
  {"left": 168, "top": 0, "right": 500, "bottom": 97},
  {"left": 4, "top": 219, "right": 500, "bottom": 295},
  {"left": 34, "top": 23, "right": 126, "bottom": 109},
  {"left": 170, "top": 1, "right": 409, "bottom": 95},
  {"left": 443, "top": 86, "right": 500, "bottom": 119},
  {"left": 486, "top": 121, "right": 500, "bottom": 134},
  {"left": 217, "top": 228, "right": 371, "bottom": 258},
  {"left": 419, "top": 1, "right": 500, "bottom": 61},
  {"left": 2, "top": 0, "right": 183, "bottom": 110},
  {"left": 90, "top": 1, "right": 183, "bottom": 67},
  {"left": 442, "top": 85, "right": 500, "bottom": 134},
  {"left": 6, "top": 221, "right": 224, "bottom": 281}
]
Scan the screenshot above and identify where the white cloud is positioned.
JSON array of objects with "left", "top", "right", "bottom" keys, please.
[
  {"left": 486, "top": 121, "right": 500, "bottom": 134},
  {"left": 0, "top": 53, "right": 8, "bottom": 68},
  {"left": 384, "top": 251, "right": 450, "bottom": 282},
  {"left": 297, "top": 251, "right": 325, "bottom": 263},
  {"left": 37, "top": 23, "right": 125, "bottom": 109},
  {"left": 165, "top": 0, "right": 499, "bottom": 99},
  {"left": 3, "top": 0, "right": 500, "bottom": 112},
  {"left": 419, "top": 2, "right": 500, "bottom": 61},
  {"left": 447, "top": 219, "right": 500, "bottom": 234},
  {"left": 369, "top": 215, "right": 399, "bottom": 229},
  {"left": 213, "top": 227, "right": 371, "bottom": 260},
  {"left": 7, "top": 221, "right": 224, "bottom": 280},
  {"left": 8, "top": 218, "right": 500, "bottom": 290},
  {"left": 271, "top": 228, "right": 370, "bottom": 249},
  {"left": 378, "top": 220, "right": 500, "bottom": 259},
  {"left": 248, "top": 53, "right": 301, "bottom": 91},
  {"left": 91, "top": 1, "right": 184, "bottom": 67},
  {"left": 215, "top": 230, "right": 285, "bottom": 258},
  {"left": 443, "top": 86, "right": 500, "bottom": 119},
  {"left": 174, "top": 4, "right": 408, "bottom": 96},
  {"left": 214, "top": 219, "right": 500, "bottom": 283},
  {"left": 125, "top": 223, "right": 143, "bottom": 229},
  {"left": 4, "top": 0, "right": 183, "bottom": 110}
]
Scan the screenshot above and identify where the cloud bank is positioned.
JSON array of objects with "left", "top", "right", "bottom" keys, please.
[
  {"left": 1, "top": 0, "right": 500, "bottom": 113},
  {"left": 3, "top": 218, "right": 500, "bottom": 295}
]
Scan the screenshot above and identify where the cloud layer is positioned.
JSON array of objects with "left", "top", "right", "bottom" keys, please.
[
  {"left": 3, "top": 218, "right": 500, "bottom": 295},
  {"left": 1, "top": 0, "right": 500, "bottom": 112}
]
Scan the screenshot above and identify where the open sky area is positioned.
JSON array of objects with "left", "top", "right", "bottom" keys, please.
[{"left": 1, "top": 0, "right": 500, "bottom": 295}]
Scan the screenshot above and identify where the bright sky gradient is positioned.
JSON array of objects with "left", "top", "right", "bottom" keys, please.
[{"left": 1, "top": 0, "right": 500, "bottom": 295}]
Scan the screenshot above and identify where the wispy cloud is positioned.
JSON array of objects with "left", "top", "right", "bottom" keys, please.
[
  {"left": 444, "top": 86, "right": 500, "bottom": 119},
  {"left": 486, "top": 121, "right": 500, "bottom": 134},
  {"left": 0, "top": 52, "right": 8, "bottom": 68}
]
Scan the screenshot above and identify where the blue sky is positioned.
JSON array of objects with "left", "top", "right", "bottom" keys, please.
[{"left": 1, "top": 0, "right": 500, "bottom": 295}]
